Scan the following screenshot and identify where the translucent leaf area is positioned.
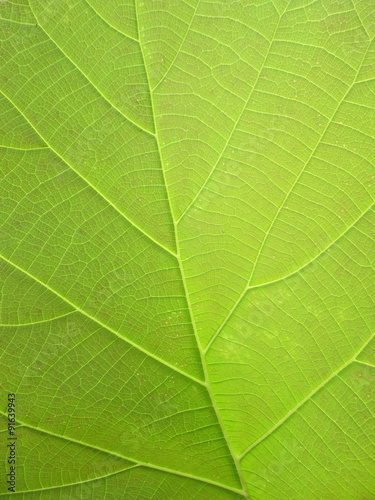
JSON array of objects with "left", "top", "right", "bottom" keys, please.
[{"left": 1, "top": 1, "right": 375, "bottom": 498}]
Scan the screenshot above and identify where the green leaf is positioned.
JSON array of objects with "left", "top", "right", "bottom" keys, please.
[{"left": 1, "top": 0, "right": 375, "bottom": 498}]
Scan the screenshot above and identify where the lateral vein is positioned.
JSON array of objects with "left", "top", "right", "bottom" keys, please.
[
  {"left": 204, "top": 197, "right": 375, "bottom": 352},
  {"left": 0, "top": 466, "right": 140, "bottom": 497},
  {"left": 0, "top": 253, "right": 205, "bottom": 386},
  {"left": 204, "top": 38, "right": 375, "bottom": 353},
  {"left": 239, "top": 330, "right": 375, "bottom": 460},
  {"left": 0, "top": 413, "right": 246, "bottom": 497},
  {"left": 0, "top": 90, "right": 177, "bottom": 259}
]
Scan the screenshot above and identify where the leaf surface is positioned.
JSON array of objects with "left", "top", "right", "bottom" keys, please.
[{"left": 1, "top": 0, "right": 375, "bottom": 498}]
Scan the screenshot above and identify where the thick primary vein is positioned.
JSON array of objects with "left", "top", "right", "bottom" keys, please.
[
  {"left": 135, "top": 1, "right": 250, "bottom": 496},
  {"left": 176, "top": 240, "right": 251, "bottom": 498},
  {"left": 176, "top": 1, "right": 290, "bottom": 224},
  {"left": 204, "top": 37, "right": 374, "bottom": 353},
  {"left": 0, "top": 466, "right": 140, "bottom": 497},
  {"left": 0, "top": 90, "right": 177, "bottom": 259},
  {"left": 0, "top": 253, "right": 205, "bottom": 386},
  {"left": 239, "top": 330, "right": 375, "bottom": 460},
  {"left": 134, "top": 2, "right": 176, "bottom": 228},
  {"left": 0, "top": 412, "right": 246, "bottom": 497}
]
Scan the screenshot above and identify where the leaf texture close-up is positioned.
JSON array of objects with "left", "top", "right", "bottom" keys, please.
[{"left": 1, "top": 0, "right": 375, "bottom": 498}]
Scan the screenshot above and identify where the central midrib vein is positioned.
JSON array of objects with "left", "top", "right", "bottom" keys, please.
[{"left": 134, "top": 1, "right": 250, "bottom": 497}]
